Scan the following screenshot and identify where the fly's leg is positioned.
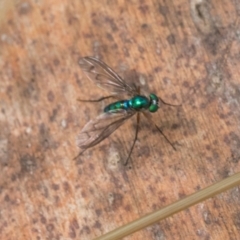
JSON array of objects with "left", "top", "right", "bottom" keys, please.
[
  {"left": 158, "top": 97, "right": 182, "bottom": 107},
  {"left": 142, "top": 111, "right": 176, "bottom": 151},
  {"left": 77, "top": 95, "right": 116, "bottom": 102},
  {"left": 124, "top": 112, "right": 140, "bottom": 165},
  {"left": 123, "top": 85, "right": 140, "bottom": 165}
]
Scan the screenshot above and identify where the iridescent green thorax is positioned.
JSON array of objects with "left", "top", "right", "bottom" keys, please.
[
  {"left": 104, "top": 94, "right": 159, "bottom": 113},
  {"left": 129, "top": 96, "right": 149, "bottom": 110}
]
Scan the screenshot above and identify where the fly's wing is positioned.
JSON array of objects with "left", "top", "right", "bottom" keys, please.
[
  {"left": 79, "top": 57, "right": 138, "bottom": 96},
  {"left": 77, "top": 109, "right": 135, "bottom": 150}
]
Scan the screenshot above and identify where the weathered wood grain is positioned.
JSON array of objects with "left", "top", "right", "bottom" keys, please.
[{"left": 0, "top": 0, "right": 240, "bottom": 239}]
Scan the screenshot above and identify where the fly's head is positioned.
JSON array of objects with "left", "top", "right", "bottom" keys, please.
[{"left": 148, "top": 93, "right": 159, "bottom": 112}]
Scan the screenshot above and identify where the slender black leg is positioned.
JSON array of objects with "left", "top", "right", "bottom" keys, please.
[
  {"left": 142, "top": 112, "right": 176, "bottom": 151},
  {"left": 158, "top": 97, "right": 182, "bottom": 107},
  {"left": 124, "top": 112, "right": 140, "bottom": 165},
  {"left": 77, "top": 95, "right": 116, "bottom": 102}
]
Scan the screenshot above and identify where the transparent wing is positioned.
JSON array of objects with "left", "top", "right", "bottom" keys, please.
[
  {"left": 79, "top": 56, "right": 138, "bottom": 96},
  {"left": 77, "top": 109, "right": 135, "bottom": 150}
]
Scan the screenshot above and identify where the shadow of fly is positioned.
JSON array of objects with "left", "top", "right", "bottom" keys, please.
[{"left": 75, "top": 56, "right": 179, "bottom": 165}]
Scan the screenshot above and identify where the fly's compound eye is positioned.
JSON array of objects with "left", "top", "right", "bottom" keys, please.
[{"left": 149, "top": 93, "right": 159, "bottom": 112}]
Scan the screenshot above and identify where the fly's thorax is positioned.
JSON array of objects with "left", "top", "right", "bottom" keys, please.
[{"left": 129, "top": 95, "right": 149, "bottom": 110}]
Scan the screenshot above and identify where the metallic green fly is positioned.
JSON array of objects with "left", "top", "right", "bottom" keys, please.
[{"left": 76, "top": 56, "right": 178, "bottom": 165}]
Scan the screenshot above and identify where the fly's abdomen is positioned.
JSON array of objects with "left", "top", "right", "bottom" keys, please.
[{"left": 104, "top": 100, "right": 130, "bottom": 112}]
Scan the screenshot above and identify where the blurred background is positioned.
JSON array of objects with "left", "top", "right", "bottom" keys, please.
[{"left": 0, "top": 0, "right": 240, "bottom": 239}]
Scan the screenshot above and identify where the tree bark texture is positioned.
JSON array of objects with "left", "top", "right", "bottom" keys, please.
[{"left": 0, "top": 0, "right": 240, "bottom": 239}]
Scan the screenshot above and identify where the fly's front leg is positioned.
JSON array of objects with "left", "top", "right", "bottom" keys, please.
[{"left": 77, "top": 95, "right": 116, "bottom": 103}]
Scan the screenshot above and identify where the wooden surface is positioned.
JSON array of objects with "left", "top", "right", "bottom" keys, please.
[{"left": 1, "top": 0, "right": 240, "bottom": 239}]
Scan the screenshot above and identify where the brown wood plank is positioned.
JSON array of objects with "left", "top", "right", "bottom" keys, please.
[{"left": 0, "top": 0, "right": 240, "bottom": 239}]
